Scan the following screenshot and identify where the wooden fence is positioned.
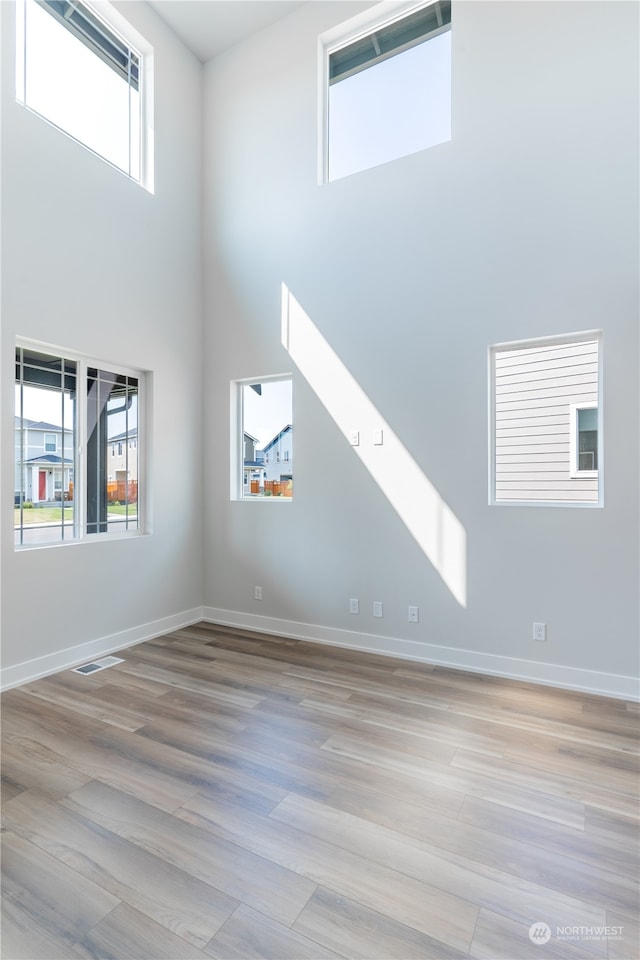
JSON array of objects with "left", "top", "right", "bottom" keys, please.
[
  {"left": 107, "top": 481, "right": 138, "bottom": 503},
  {"left": 250, "top": 480, "right": 292, "bottom": 497},
  {"left": 53, "top": 481, "right": 137, "bottom": 503}
]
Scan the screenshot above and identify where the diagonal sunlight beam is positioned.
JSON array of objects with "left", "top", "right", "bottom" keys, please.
[{"left": 282, "top": 284, "right": 467, "bottom": 607}]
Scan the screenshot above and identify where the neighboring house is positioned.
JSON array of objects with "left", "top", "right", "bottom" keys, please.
[
  {"left": 243, "top": 431, "right": 266, "bottom": 492},
  {"left": 14, "top": 418, "right": 74, "bottom": 504},
  {"left": 494, "top": 339, "right": 599, "bottom": 504},
  {"left": 108, "top": 428, "right": 139, "bottom": 483},
  {"left": 260, "top": 425, "right": 293, "bottom": 483}
]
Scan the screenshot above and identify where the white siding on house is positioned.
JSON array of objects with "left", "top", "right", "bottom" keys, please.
[
  {"left": 261, "top": 425, "right": 293, "bottom": 484},
  {"left": 494, "top": 338, "right": 600, "bottom": 503}
]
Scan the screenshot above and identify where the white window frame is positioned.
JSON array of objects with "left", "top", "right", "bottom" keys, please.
[
  {"left": 44, "top": 432, "right": 56, "bottom": 451},
  {"left": 15, "top": 0, "right": 154, "bottom": 191},
  {"left": 231, "top": 374, "right": 293, "bottom": 501},
  {"left": 318, "top": 0, "right": 451, "bottom": 184},
  {"left": 569, "top": 402, "right": 598, "bottom": 479},
  {"left": 488, "top": 331, "right": 603, "bottom": 508},
  {"left": 15, "top": 338, "right": 149, "bottom": 548}
]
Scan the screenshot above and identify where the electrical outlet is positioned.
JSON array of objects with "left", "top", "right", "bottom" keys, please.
[
  {"left": 349, "top": 598, "right": 359, "bottom": 614},
  {"left": 349, "top": 430, "right": 360, "bottom": 446},
  {"left": 373, "top": 601, "right": 383, "bottom": 618},
  {"left": 373, "top": 429, "right": 383, "bottom": 445},
  {"left": 533, "top": 621, "right": 546, "bottom": 642},
  {"left": 254, "top": 586, "right": 262, "bottom": 600},
  {"left": 408, "top": 605, "right": 419, "bottom": 623}
]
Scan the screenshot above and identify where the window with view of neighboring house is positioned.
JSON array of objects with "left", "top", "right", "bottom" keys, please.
[
  {"left": 15, "top": 342, "right": 146, "bottom": 545},
  {"left": 489, "top": 333, "right": 602, "bottom": 506},
  {"left": 15, "top": 0, "right": 153, "bottom": 189},
  {"left": 234, "top": 376, "right": 293, "bottom": 499},
  {"left": 321, "top": 0, "right": 451, "bottom": 182},
  {"left": 570, "top": 403, "right": 598, "bottom": 477}
]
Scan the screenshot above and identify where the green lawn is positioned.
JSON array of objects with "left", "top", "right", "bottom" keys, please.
[
  {"left": 107, "top": 503, "right": 138, "bottom": 515},
  {"left": 14, "top": 507, "right": 73, "bottom": 524},
  {"left": 14, "top": 504, "right": 137, "bottom": 524}
]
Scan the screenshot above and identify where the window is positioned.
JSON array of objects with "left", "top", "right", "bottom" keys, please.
[
  {"left": 321, "top": 0, "right": 451, "bottom": 182},
  {"left": 15, "top": 0, "right": 153, "bottom": 188},
  {"left": 15, "top": 342, "right": 145, "bottom": 546},
  {"left": 570, "top": 403, "right": 598, "bottom": 477},
  {"left": 234, "top": 377, "right": 293, "bottom": 499},
  {"left": 44, "top": 433, "right": 56, "bottom": 451},
  {"left": 489, "top": 333, "right": 602, "bottom": 506}
]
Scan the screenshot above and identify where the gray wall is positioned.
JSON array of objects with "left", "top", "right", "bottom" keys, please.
[
  {"left": 1, "top": 0, "right": 204, "bottom": 682},
  {"left": 202, "top": 1, "right": 639, "bottom": 694}
]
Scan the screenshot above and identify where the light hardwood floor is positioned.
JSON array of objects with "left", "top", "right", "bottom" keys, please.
[{"left": 1, "top": 623, "right": 638, "bottom": 960}]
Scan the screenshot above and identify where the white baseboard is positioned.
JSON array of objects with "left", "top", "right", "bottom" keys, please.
[
  {"left": 202, "top": 606, "right": 640, "bottom": 702},
  {"left": 3, "top": 604, "right": 636, "bottom": 702},
  {"left": 0, "top": 607, "right": 204, "bottom": 691}
]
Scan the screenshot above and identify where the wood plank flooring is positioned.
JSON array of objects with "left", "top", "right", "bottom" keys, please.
[{"left": 1, "top": 623, "right": 639, "bottom": 960}]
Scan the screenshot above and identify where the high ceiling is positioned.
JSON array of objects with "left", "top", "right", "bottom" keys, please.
[{"left": 147, "top": 1, "right": 308, "bottom": 63}]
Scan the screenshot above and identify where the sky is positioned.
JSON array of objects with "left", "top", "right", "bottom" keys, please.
[
  {"left": 329, "top": 30, "right": 451, "bottom": 181},
  {"left": 243, "top": 380, "right": 292, "bottom": 450},
  {"left": 16, "top": 385, "right": 73, "bottom": 428}
]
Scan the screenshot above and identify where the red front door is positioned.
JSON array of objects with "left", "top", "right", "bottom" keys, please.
[{"left": 39, "top": 471, "right": 46, "bottom": 500}]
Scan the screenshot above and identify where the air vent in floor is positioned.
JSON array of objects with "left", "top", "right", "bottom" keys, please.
[{"left": 72, "top": 656, "right": 125, "bottom": 675}]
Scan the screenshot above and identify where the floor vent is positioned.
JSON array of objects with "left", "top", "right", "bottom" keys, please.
[{"left": 72, "top": 656, "right": 125, "bottom": 675}]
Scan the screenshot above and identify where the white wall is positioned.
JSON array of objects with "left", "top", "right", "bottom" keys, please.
[
  {"left": 202, "top": 1, "right": 639, "bottom": 697},
  {"left": 1, "top": 1, "right": 204, "bottom": 684}
]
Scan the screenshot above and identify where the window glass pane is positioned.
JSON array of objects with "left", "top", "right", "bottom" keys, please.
[
  {"left": 241, "top": 380, "right": 293, "bottom": 498},
  {"left": 87, "top": 370, "right": 139, "bottom": 534},
  {"left": 22, "top": 0, "right": 140, "bottom": 179},
  {"left": 15, "top": 348, "right": 76, "bottom": 546},
  {"left": 328, "top": 20, "right": 451, "bottom": 181},
  {"left": 578, "top": 408, "right": 598, "bottom": 470},
  {"left": 578, "top": 407, "right": 597, "bottom": 431}
]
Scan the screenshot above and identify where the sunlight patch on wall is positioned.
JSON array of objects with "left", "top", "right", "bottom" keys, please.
[{"left": 281, "top": 284, "right": 466, "bottom": 607}]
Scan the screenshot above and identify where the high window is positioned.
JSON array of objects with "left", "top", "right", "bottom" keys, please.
[
  {"left": 321, "top": 0, "right": 451, "bottom": 182},
  {"left": 233, "top": 377, "right": 293, "bottom": 499},
  {"left": 15, "top": 0, "right": 153, "bottom": 188},
  {"left": 15, "top": 343, "right": 145, "bottom": 546},
  {"left": 489, "top": 333, "right": 602, "bottom": 506}
]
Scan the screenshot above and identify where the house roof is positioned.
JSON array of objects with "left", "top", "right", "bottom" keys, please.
[
  {"left": 109, "top": 427, "right": 138, "bottom": 442},
  {"left": 16, "top": 417, "right": 67, "bottom": 432},
  {"left": 25, "top": 454, "right": 73, "bottom": 465},
  {"left": 260, "top": 424, "right": 292, "bottom": 454}
]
